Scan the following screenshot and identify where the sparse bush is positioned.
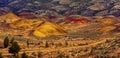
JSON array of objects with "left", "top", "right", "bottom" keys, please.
[
  {"left": 0, "top": 53, "right": 3, "bottom": 58},
  {"left": 90, "top": 48, "right": 94, "bottom": 55},
  {"left": 38, "top": 52, "right": 42, "bottom": 58},
  {"left": 57, "top": 53, "right": 65, "bottom": 58},
  {"left": 65, "top": 41, "right": 68, "bottom": 47},
  {"left": 30, "top": 52, "right": 38, "bottom": 58},
  {"left": 31, "top": 52, "right": 36, "bottom": 57},
  {"left": 15, "top": 54, "right": 20, "bottom": 58},
  {"left": 21, "top": 52, "right": 28, "bottom": 58},
  {"left": 105, "top": 39, "right": 111, "bottom": 43},
  {"left": 95, "top": 55, "right": 99, "bottom": 58},
  {"left": 112, "top": 56, "right": 117, "bottom": 58},
  {"left": 26, "top": 39, "right": 30, "bottom": 48},
  {"left": 84, "top": 48, "right": 88, "bottom": 52},
  {"left": 45, "top": 41, "right": 49, "bottom": 48},
  {"left": 99, "top": 54, "right": 110, "bottom": 58},
  {"left": 9, "top": 41, "right": 21, "bottom": 56},
  {"left": 4, "top": 37, "right": 9, "bottom": 48}
]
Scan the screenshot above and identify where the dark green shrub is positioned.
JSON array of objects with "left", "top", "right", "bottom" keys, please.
[
  {"left": 112, "top": 56, "right": 117, "bottom": 58},
  {"left": 38, "top": 52, "right": 42, "bottom": 58},
  {"left": 26, "top": 39, "right": 30, "bottom": 48},
  {"left": 9, "top": 41, "right": 21, "bottom": 56},
  {"left": 0, "top": 53, "right": 3, "bottom": 58},
  {"left": 57, "top": 54, "right": 65, "bottom": 58},
  {"left": 4, "top": 37, "right": 9, "bottom": 48},
  {"left": 21, "top": 52, "right": 28, "bottom": 58},
  {"left": 45, "top": 41, "right": 49, "bottom": 48}
]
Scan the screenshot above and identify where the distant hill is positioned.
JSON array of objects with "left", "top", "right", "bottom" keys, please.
[{"left": 0, "top": 0, "right": 120, "bottom": 16}]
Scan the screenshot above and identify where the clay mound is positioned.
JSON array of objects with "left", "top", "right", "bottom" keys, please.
[
  {"left": 0, "top": 13, "right": 20, "bottom": 23},
  {"left": 0, "top": 12, "right": 66, "bottom": 37},
  {"left": 8, "top": 17, "right": 66, "bottom": 37},
  {"left": 33, "top": 21, "right": 66, "bottom": 37},
  {"left": 10, "top": 20, "right": 66, "bottom": 37},
  {"left": 10, "top": 19, "right": 43, "bottom": 29}
]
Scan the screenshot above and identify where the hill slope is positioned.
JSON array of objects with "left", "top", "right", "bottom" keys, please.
[
  {"left": 0, "top": 13, "right": 66, "bottom": 37},
  {"left": 0, "top": 0, "right": 120, "bottom": 16}
]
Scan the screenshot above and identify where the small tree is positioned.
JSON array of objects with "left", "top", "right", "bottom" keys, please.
[
  {"left": 65, "top": 41, "right": 68, "bottom": 47},
  {"left": 21, "top": 52, "right": 28, "bottom": 58},
  {"left": 9, "top": 41, "right": 21, "bottom": 56},
  {"left": 38, "top": 52, "right": 42, "bottom": 58},
  {"left": 0, "top": 53, "right": 3, "bottom": 58},
  {"left": 45, "top": 41, "right": 49, "bottom": 48},
  {"left": 4, "top": 37, "right": 9, "bottom": 48},
  {"left": 57, "top": 53, "right": 65, "bottom": 58},
  {"left": 31, "top": 52, "right": 36, "bottom": 57},
  {"left": 26, "top": 39, "right": 30, "bottom": 48}
]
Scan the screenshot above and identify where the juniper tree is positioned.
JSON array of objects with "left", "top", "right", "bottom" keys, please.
[
  {"left": 45, "top": 41, "right": 49, "bottom": 48},
  {"left": 9, "top": 41, "right": 21, "bottom": 56},
  {"left": 65, "top": 41, "right": 68, "bottom": 47},
  {"left": 26, "top": 39, "right": 30, "bottom": 48},
  {"left": 4, "top": 37, "right": 9, "bottom": 48}
]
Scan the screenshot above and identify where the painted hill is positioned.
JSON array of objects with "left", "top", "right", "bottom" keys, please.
[
  {"left": 33, "top": 21, "right": 66, "bottom": 37},
  {"left": 0, "top": 13, "right": 20, "bottom": 23},
  {"left": 0, "top": 13, "right": 66, "bottom": 37}
]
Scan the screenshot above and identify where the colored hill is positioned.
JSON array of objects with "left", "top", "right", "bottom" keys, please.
[
  {"left": 0, "top": 13, "right": 20, "bottom": 23},
  {"left": 0, "top": 13, "right": 66, "bottom": 37},
  {"left": 33, "top": 21, "right": 66, "bottom": 37}
]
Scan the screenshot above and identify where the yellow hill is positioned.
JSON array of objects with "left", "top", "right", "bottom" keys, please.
[
  {"left": 0, "top": 12, "right": 66, "bottom": 37},
  {"left": 9, "top": 18, "right": 66, "bottom": 37},
  {"left": 10, "top": 19, "right": 43, "bottom": 29},
  {"left": 0, "top": 13, "right": 20, "bottom": 23},
  {"left": 33, "top": 21, "right": 66, "bottom": 37}
]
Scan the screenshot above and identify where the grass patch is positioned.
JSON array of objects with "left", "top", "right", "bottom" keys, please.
[{"left": 0, "top": 35, "right": 33, "bottom": 42}]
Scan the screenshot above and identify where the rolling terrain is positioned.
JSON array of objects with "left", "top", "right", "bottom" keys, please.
[
  {"left": 0, "top": 12, "right": 120, "bottom": 58},
  {"left": 0, "top": 0, "right": 120, "bottom": 58}
]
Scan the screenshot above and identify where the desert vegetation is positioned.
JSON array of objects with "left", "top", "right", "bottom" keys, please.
[
  {"left": 0, "top": 30, "right": 120, "bottom": 58},
  {"left": 0, "top": 12, "right": 120, "bottom": 58}
]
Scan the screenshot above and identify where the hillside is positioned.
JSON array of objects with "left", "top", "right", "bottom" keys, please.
[
  {"left": 0, "top": 0, "right": 120, "bottom": 16},
  {"left": 0, "top": 13, "right": 66, "bottom": 37},
  {"left": 0, "top": 0, "right": 120, "bottom": 58},
  {"left": 0, "top": 13, "right": 120, "bottom": 58}
]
